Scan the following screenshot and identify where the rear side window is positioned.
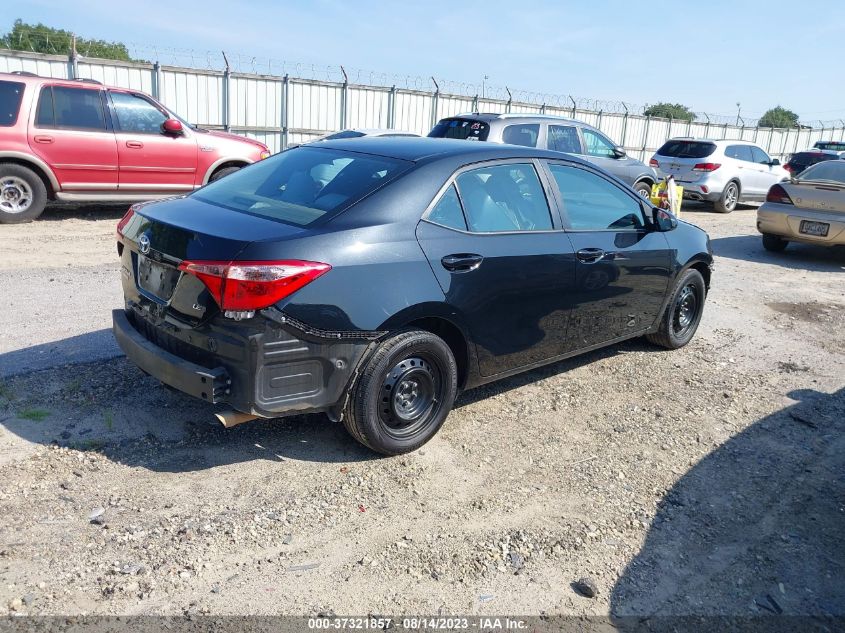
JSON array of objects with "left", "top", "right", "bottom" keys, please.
[
  {"left": 725, "top": 145, "right": 753, "bottom": 161},
  {"left": 36, "top": 86, "right": 107, "bottom": 130},
  {"left": 0, "top": 80, "right": 24, "bottom": 126},
  {"left": 656, "top": 140, "right": 716, "bottom": 159},
  {"left": 547, "top": 125, "right": 582, "bottom": 153},
  {"left": 193, "top": 146, "right": 411, "bottom": 227},
  {"left": 427, "top": 184, "right": 467, "bottom": 231},
  {"left": 455, "top": 163, "right": 552, "bottom": 232},
  {"left": 549, "top": 164, "right": 645, "bottom": 231},
  {"left": 428, "top": 118, "right": 489, "bottom": 141},
  {"left": 502, "top": 124, "right": 539, "bottom": 147}
]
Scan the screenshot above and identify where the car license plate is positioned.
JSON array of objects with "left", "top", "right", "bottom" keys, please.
[
  {"left": 799, "top": 220, "right": 830, "bottom": 237},
  {"left": 137, "top": 255, "right": 180, "bottom": 301}
]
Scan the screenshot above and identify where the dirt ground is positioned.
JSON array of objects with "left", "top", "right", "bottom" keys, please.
[{"left": 0, "top": 202, "right": 843, "bottom": 619}]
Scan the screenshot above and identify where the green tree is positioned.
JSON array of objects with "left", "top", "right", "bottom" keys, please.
[
  {"left": 758, "top": 106, "right": 799, "bottom": 129},
  {"left": 0, "top": 19, "right": 135, "bottom": 61},
  {"left": 643, "top": 102, "right": 696, "bottom": 121}
]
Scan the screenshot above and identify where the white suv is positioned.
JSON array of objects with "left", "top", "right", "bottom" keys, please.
[{"left": 651, "top": 139, "right": 788, "bottom": 213}]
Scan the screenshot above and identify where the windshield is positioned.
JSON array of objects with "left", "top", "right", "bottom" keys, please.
[
  {"left": 193, "top": 146, "right": 412, "bottom": 226},
  {"left": 796, "top": 160, "right": 845, "bottom": 184},
  {"left": 656, "top": 140, "right": 716, "bottom": 159},
  {"left": 428, "top": 118, "right": 490, "bottom": 141}
]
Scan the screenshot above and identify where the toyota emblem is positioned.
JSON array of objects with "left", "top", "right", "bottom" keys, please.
[{"left": 138, "top": 234, "right": 151, "bottom": 254}]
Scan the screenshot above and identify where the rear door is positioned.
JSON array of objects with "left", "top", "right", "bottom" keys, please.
[
  {"left": 749, "top": 146, "right": 784, "bottom": 197},
  {"left": 108, "top": 90, "right": 198, "bottom": 193},
  {"left": 415, "top": 160, "right": 577, "bottom": 377},
  {"left": 543, "top": 160, "right": 672, "bottom": 349},
  {"left": 28, "top": 84, "right": 118, "bottom": 191}
]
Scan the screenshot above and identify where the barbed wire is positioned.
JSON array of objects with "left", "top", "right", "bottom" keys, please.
[{"left": 5, "top": 34, "right": 844, "bottom": 129}]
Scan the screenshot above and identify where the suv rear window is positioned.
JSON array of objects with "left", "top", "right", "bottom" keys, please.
[
  {"left": 0, "top": 80, "right": 25, "bottom": 126},
  {"left": 428, "top": 118, "right": 489, "bottom": 141},
  {"left": 656, "top": 140, "right": 716, "bottom": 159},
  {"left": 788, "top": 152, "right": 839, "bottom": 171},
  {"left": 193, "top": 146, "right": 411, "bottom": 226}
]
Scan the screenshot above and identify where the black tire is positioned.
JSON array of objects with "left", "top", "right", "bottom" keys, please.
[
  {"left": 209, "top": 166, "right": 242, "bottom": 182},
  {"left": 342, "top": 329, "right": 458, "bottom": 455},
  {"left": 713, "top": 181, "right": 739, "bottom": 213},
  {"left": 0, "top": 163, "right": 48, "bottom": 224},
  {"left": 762, "top": 233, "right": 788, "bottom": 252},
  {"left": 646, "top": 269, "right": 706, "bottom": 350},
  {"left": 633, "top": 181, "right": 652, "bottom": 199}
]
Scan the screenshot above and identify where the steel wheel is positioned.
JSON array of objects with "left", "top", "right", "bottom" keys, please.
[
  {"left": 378, "top": 356, "right": 441, "bottom": 439},
  {"left": 0, "top": 176, "right": 33, "bottom": 214},
  {"left": 672, "top": 283, "right": 699, "bottom": 337}
]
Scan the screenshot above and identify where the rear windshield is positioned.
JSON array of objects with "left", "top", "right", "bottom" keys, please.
[
  {"left": 656, "top": 140, "right": 716, "bottom": 159},
  {"left": 788, "top": 152, "right": 838, "bottom": 168},
  {"left": 428, "top": 118, "right": 490, "bottom": 141},
  {"left": 814, "top": 141, "right": 845, "bottom": 152},
  {"left": 193, "top": 147, "right": 412, "bottom": 226},
  {"left": 321, "top": 130, "right": 366, "bottom": 140},
  {"left": 0, "top": 80, "right": 25, "bottom": 126},
  {"left": 796, "top": 160, "right": 845, "bottom": 184}
]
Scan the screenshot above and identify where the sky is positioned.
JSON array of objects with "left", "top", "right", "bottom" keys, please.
[{"left": 6, "top": 0, "right": 844, "bottom": 123}]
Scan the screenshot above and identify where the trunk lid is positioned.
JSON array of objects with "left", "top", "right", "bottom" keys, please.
[
  {"left": 783, "top": 181, "right": 845, "bottom": 214},
  {"left": 121, "top": 196, "right": 307, "bottom": 323}
]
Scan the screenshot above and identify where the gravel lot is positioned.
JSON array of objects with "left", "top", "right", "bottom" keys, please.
[{"left": 0, "top": 202, "right": 843, "bottom": 618}]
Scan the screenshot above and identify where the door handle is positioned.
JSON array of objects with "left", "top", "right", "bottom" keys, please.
[
  {"left": 126, "top": 140, "right": 144, "bottom": 149},
  {"left": 33, "top": 135, "right": 54, "bottom": 144},
  {"left": 441, "top": 253, "right": 483, "bottom": 272},
  {"left": 576, "top": 248, "right": 606, "bottom": 264}
]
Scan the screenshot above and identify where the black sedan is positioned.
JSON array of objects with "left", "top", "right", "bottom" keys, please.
[{"left": 113, "top": 138, "right": 712, "bottom": 455}]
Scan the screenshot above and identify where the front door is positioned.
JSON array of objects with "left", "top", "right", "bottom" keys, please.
[
  {"left": 544, "top": 161, "right": 672, "bottom": 350},
  {"left": 748, "top": 146, "right": 784, "bottom": 199},
  {"left": 415, "top": 161, "right": 576, "bottom": 377},
  {"left": 28, "top": 84, "right": 118, "bottom": 191},
  {"left": 108, "top": 90, "right": 197, "bottom": 193}
]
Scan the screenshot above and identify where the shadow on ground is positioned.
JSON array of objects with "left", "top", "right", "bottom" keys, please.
[
  {"left": 39, "top": 202, "right": 129, "bottom": 222},
  {"left": 0, "top": 336, "right": 656, "bottom": 471},
  {"left": 610, "top": 387, "right": 845, "bottom": 628},
  {"left": 0, "top": 329, "right": 120, "bottom": 378},
  {"left": 711, "top": 235, "right": 845, "bottom": 271}
]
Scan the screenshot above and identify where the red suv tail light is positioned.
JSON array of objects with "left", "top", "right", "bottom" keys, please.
[
  {"left": 783, "top": 163, "right": 794, "bottom": 173},
  {"left": 116, "top": 208, "right": 135, "bottom": 239},
  {"left": 649, "top": 158, "right": 659, "bottom": 168},
  {"left": 178, "top": 260, "right": 331, "bottom": 311},
  {"left": 766, "top": 184, "right": 794, "bottom": 205},
  {"left": 692, "top": 163, "right": 721, "bottom": 172}
]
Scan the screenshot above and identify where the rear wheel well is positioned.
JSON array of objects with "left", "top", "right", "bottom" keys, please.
[
  {"left": 407, "top": 317, "right": 469, "bottom": 389},
  {"left": 0, "top": 158, "right": 55, "bottom": 199},
  {"left": 209, "top": 160, "right": 248, "bottom": 181}
]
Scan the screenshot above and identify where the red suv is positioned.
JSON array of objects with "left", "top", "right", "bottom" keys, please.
[{"left": 0, "top": 72, "right": 270, "bottom": 223}]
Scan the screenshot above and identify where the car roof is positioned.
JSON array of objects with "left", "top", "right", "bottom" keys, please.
[
  {"left": 311, "top": 136, "right": 593, "bottom": 164},
  {"left": 441, "top": 112, "right": 583, "bottom": 126},
  {"left": 1, "top": 70, "right": 106, "bottom": 89},
  {"left": 666, "top": 137, "right": 757, "bottom": 145}
]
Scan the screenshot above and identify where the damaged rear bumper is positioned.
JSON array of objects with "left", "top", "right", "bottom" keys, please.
[{"left": 111, "top": 307, "right": 374, "bottom": 418}]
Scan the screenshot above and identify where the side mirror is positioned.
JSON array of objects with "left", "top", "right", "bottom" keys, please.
[
  {"left": 162, "top": 119, "right": 184, "bottom": 135},
  {"left": 651, "top": 207, "right": 678, "bottom": 232},
  {"left": 612, "top": 148, "right": 626, "bottom": 159},
  {"left": 770, "top": 158, "right": 780, "bottom": 166}
]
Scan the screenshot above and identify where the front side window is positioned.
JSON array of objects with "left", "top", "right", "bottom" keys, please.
[
  {"left": 37, "top": 86, "right": 107, "bottom": 130},
  {"left": 110, "top": 91, "right": 168, "bottom": 134},
  {"left": 750, "top": 146, "right": 771, "bottom": 164},
  {"left": 725, "top": 145, "right": 753, "bottom": 162},
  {"left": 0, "top": 80, "right": 24, "bottom": 126},
  {"left": 582, "top": 129, "right": 617, "bottom": 158},
  {"left": 549, "top": 163, "right": 645, "bottom": 231},
  {"left": 455, "top": 163, "right": 552, "bottom": 232},
  {"left": 547, "top": 125, "right": 582, "bottom": 153},
  {"left": 427, "top": 184, "right": 467, "bottom": 230},
  {"left": 501, "top": 124, "right": 539, "bottom": 147},
  {"left": 193, "top": 146, "right": 411, "bottom": 227}
]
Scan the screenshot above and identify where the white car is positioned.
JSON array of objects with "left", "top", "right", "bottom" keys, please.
[
  {"left": 651, "top": 139, "right": 788, "bottom": 213},
  {"left": 314, "top": 128, "right": 420, "bottom": 141}
]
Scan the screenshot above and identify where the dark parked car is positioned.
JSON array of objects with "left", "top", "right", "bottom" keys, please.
[
  {"left": 784, "top": 150, "right": 841, "bottom": 176},
  {"left": 113, "top": 138, "right": 713, "bottom": 455}
]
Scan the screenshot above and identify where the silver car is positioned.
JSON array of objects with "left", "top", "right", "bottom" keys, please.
[
  {"left": 651, "top": 139, "right": 788, "bottom": 213},
  {"left": 428, "top": 113, "right": 658, "bottom": 198}
]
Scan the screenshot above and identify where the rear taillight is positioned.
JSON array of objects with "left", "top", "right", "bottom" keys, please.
[
  {"left": 178, "top": 259, "right": 331, "bottom": 312},
  {"left": 116, "top": 208, "right": 135, "bottom": 239},
  {"left": 783, "top": 164, "right": 794, "bottom": 173},
  {"left": 649, "top": 158, "right": 658, "bottom": 168},
  {"left": 766, "top": 184, "right": 793, "bottom": 205},
  {"left": 692, "top": 163, "right": 721, "bottom": 172}
]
